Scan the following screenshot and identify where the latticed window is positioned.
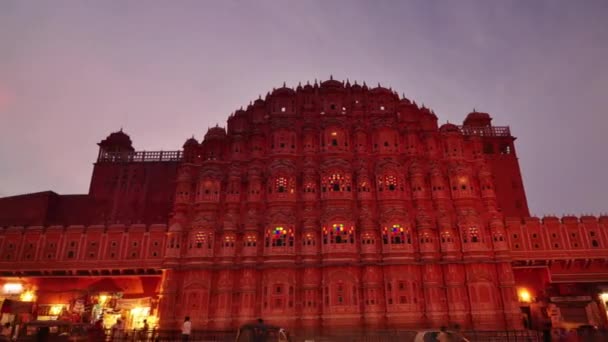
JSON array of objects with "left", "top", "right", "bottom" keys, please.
[
  {"left": 493, "top": 233, "right": 504, "bottom": 242},
  {"left": 420, "top": 231, "right": 431, "bottom": 244},
  {"left": 265, "top": 227, "right": 294, "bottom": 247},
  {"left": 194, "top": 231, "right": 212, "bottom": 249},
  {"left": 357, "top": 180, "right": 370, "bottom": 192},
  {"left": 378, "top": 174, "right": 400, "bottom": 192},
  {"left": 275, "top": 177, "right": 287, "bottom": 193},
  {"left": 244, "top": 235, "right": 257, "bottom": 247},
  {"left": 302, "top": 233, "right": 315, "bottom": 246},
  {"left": 465, "top": 227, "right": 480, "bottom": 243},
  {"left": 304, "top": 181, "right": 316, "bottom": 193},
  {"left": 223, "top": 236, "right": 235, "bottom": 248},
  {"left": 323, "top": 224, "right": 354, "bottom": 244},
  {"left": 382, "top": 224, "right": 410, "bottom": 244},
  {"left": 322, "top": 173, "right": 350, "bottom": 192},
  {"left": 441, "top": 231, "right": 453, "bottom": 243}
]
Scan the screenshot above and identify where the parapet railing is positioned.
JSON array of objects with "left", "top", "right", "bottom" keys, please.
[
  {"left": 459, "top": 126, "right": 511, "bottom": 137},
  {"left": 97, "top": 150, "right": 183, "bottom": 163}
]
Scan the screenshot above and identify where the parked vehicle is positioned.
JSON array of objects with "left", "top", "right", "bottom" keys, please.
[{"left": 235, "top": 323, "right": 290, "bottom": 342}]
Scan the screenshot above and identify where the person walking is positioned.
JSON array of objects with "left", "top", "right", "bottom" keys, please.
[
  {"left": 111, "top": 318, "right": 124, "bottom": 342},
  {"left": 253, "top": 318, "right": 268, "bottom": 342},
  {"left": 139, "top": 319, "right": 149, "bottom": 341},
  {"left": 181, "top": 316, "right": 192, "bottom": 342}
]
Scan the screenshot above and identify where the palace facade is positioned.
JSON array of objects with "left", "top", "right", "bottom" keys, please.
[{"left": 1, "top": 78, "right": 607, "bottom": 332}]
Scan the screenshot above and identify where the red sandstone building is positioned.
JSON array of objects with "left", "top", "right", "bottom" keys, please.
[{"left": 1, "top": 78, "right": 607, "bottom": 332}]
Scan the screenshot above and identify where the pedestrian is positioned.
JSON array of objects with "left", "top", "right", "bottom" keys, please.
[
  {"left": 253, "top": 318, "right": 268, "bottom": 342},
  {"left": 181, "top": 316, "right": 191, "bottom": 342},
  {"left": 111, "top": 318, "right": 124, "bottom": 342},
  {"left": 139, "top": 319, "right": 149, "bottom": 341},
  {"left": 278, "top": 328, "right": 289, "bottom": 342}
]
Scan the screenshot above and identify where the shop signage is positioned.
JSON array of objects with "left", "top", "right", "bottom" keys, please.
[
  {"left": 116, "top": 297, "right": 150, "bottom": 310},
  {"left": 549, "top": 296, "right": 592, "bottom": 302}
]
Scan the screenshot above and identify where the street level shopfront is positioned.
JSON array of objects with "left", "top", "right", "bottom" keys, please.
[{"left": 0, "top": 276, "right": 160, "bottom": 331}]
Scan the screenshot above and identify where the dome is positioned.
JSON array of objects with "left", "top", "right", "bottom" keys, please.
[
  {"left": 183, "top": 137, "right": 199, "bottom": 148},
  {"left": 370, "top": 84, "right": 393, "bottom": 95},
  {"left": 272, "top": 83, "right": 296, "bottom": 96},
  {"left": 320, "top": 76, "right": 343, "bottom": 89},
  {"left": 463, "top": 111, "right": 492, "bottom": 127},
  {"left": 98, "top": 129, "right": 134, "bottom": 151},
  {"left": 204, "top": 126, "right": 227, "bottom": 140},
  {"left": 439, "top": 123, "right": 461, "bottom": 134}
]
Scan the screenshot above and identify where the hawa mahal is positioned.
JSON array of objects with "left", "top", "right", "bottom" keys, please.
[{"left": 1, "top": 78, "right": 607, "bottom": 332}]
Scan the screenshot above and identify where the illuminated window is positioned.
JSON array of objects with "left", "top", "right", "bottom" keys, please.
[
  {"left": 466, "top": 227, "right": 479, "bottom": 243},
  {"left": 223, "top": 236, "right": 235, "bottom": 248},
  {"left": 276, "top": 177, "right": 287, "bottom": 193},
  {"left": 380, "top": 105, "right": 385, "bottom": 111},
  {"left": 281, "top": 107, "right": 286, "bottom": 112},
  {"left": 322, "top": 173, "right": 350, "bottom": 192},
  {"left": 303, "top": 233, "right": 315, "bottom": 246},
  {"left": 323, "top": 224, "right": 354, "bottom": 244},
  {"left": 378, "top": 174, "right": 399, "bottom": 192},
  {"left": 265, "top": 227, "right": 294, "bottom": 247},
  {"left": 382, "top": 224, "right": 410, "bottom": 244},
  {"left": 195, "top": 231, "right": 212, "bottom": 249},
  {"left": 244, "top": 235, "right": 257, "bottom": 247},
  {"left": 441, "top": 231, "right": 453, "bottom": 243}
]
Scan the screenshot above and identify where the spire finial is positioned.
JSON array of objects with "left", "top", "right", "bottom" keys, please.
[
  {"left": 473, "top": 107, "right": 476, "bottom": 112},
  {"left": 119, "top": 127, "right": 123, "bottom": 132},
  {"left": 330, "top": 75, "right": 333, "bottom": 80},
  {"left": 283, "top": 81, "right": 286, "bottom": 87}
]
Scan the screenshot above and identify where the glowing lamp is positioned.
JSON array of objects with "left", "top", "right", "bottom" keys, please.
[
  {"left": 20, "top": 290, "right": 35, "bottom": 302},
  {"left": 600, "top": 293, "right": 608, "bottom": 302},
  {"left": 3, "top": 283, "right": 23, "bottom": 294},
  {"left": 518, "top": 288, "right": 532, "bottom": 303}
]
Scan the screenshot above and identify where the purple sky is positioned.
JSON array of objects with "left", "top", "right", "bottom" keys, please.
[{"left": 0, "top": 0, "right": 607, "bottom": 216}]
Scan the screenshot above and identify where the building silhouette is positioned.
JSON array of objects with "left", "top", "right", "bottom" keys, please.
[{"left": 0, "top": 78, "right": 606, "bottom": 332}]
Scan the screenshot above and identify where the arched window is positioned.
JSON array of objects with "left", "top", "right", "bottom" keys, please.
[
  {"left": 357, "top": 179, "right": 370, "bottom": 192},
  {"left": 265, "top": 227, "right": 294, "bottom": 247},
  {"left": 302, "top": 233, "right": 316, "bottom": 246},
  {"left": 244, "top": 235, "right": 257, "bottom": 247},
  {"left": 276, "top": 177, "right": 287, "bottom": 193},
  {"left": 323, "top": 224, "right": 354, "bottom": 244},
  {"left": 378, "top": 174, "right": 401, "bottom": 192},
  {"left": 465, "top": 227, "right": 479, "bottom": 243},
  {"left": 322, "top": 173, "right": 351, "bottom": 192},
  {"left": 304, "top": 181, "right": 316, "bottom": 193},
  {"left": 441, "top": 231, "right": 453, "bottom": 243},
  {"left": 382, "top": 224, "right": 410, "bottom": 244},
  {"left": 194, "top": 231, "right": 212, "bottom": 249}
]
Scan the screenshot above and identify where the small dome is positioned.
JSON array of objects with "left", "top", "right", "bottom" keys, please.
[
  {"left": 98, "top": 129, "right": 134, "bottom": 151},
  {"left": 183, "top": 137, "right": 199, "bottom": 148},
  {"left": 370, "top": 84, "right": 392, "bottom": 95},
  {"left": 320, "top": 76, "right": 343, "bottom": 89},
  {"left": 234, "top": 108, "right": 246, "bottom": 117},
  {"left": 204, "top": 126, "right": 227, "bottom": 140},
  {"left": 463, "top": 111, "right": 492, "bottom": 127},
  {"left": 439, "top": 123, "right": 461, "bottom": 133},
  {"left": 272, "top": 84, "right": 296, "bottom": 96}
]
